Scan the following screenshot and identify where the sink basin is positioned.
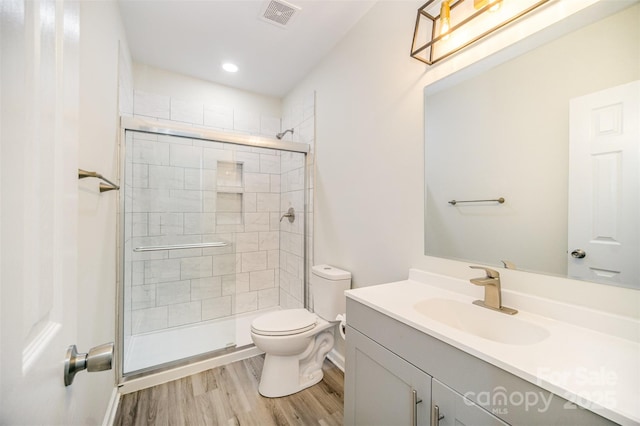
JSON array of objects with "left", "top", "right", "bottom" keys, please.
[{"left": 413, "top": 298, "right": 550, "bottom": 345}]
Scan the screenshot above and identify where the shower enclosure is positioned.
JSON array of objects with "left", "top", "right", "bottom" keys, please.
[{"left": 119, "top": 117, "right": 309, "bottom": 378}]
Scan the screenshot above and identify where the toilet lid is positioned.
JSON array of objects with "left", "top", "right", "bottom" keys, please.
[{"left": 251, "top": 309, "right": 317, "bottom": 336}]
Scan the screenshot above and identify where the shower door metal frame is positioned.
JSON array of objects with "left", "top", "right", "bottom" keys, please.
[{"left": 116, "top": 116, "right": 310, "bottom": 385}]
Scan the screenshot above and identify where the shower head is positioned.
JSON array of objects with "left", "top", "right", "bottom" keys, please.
[{"left": 276, "top": 128, "right": 294, "bottom": 140}]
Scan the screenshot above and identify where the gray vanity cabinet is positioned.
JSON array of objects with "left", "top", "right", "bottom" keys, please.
[
  {"left": 344, "top": 327, "right": 431, "bottom": 425},
  {"left": 344, "top": 298, "right": 616, "bottom": 426},
  {"left": 344, "top": 326, "right": 505, "bottom": 426}
]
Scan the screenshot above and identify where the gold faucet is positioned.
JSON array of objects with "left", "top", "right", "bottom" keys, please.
[{"left": 469, "top": 266, "right": 518, "bottom": 315}]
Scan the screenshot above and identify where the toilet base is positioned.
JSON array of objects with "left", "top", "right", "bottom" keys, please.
[{"left": 258, "top": 330, "right": 334, "bottom": 398}]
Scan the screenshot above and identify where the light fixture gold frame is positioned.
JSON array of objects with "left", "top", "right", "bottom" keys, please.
[{"left": 410, "top": 0, "right": 551, "bottom": 65}]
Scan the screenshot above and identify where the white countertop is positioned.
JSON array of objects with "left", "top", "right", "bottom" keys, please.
[{"left": 345, "top": 269, "right": 640, "bottom": 426}]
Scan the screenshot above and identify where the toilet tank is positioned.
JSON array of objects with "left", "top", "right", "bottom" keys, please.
[{"left": 311, "top": 264, "right": 351, "bottom": 321}]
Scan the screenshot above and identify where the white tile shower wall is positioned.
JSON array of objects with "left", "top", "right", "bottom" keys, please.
[
  {"left": 279, "top": 91, "right": 315, "bottom": 309},
  {"left": 134, "top": 89, "right": 281, "bottom": 138},
  {"left": 125, "top": 130, "right": 283, "bottom": 335},
  {"left": 128, "top": 87, "right": 315, "bottom": 334}
]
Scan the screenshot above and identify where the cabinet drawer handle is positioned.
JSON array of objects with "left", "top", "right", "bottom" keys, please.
[
  {"left": 411, "top": 389, "right": 423, "bottom": 426},
  {"left": 431, "top": 404, "right": 445, "bottom": 426}
]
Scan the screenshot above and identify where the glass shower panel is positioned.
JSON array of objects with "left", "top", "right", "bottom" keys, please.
[
  {"left": 122, "top": 130, "right": 238, "bottom": 375},
  {"left": 278, "top": 150, "right": 309, "bottom": 309}
]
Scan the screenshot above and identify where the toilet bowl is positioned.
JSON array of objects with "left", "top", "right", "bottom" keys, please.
[{"left": 250, "top": 265, "right": 351, "bottom": 397}]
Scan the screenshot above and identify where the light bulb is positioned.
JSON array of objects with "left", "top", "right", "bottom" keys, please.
[
  {"left": 474, "top": 0, "right": 502, "bottom": 12},
  {"left": 489, "top": 0, "right": 502, "bottom": 12},
  {"left": 440, "top": 1, "right": 451, "bottom": 40}
]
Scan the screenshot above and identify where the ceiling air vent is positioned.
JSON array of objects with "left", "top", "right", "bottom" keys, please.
[{"left": 260, "top": 0, "right": 301, "bottom": 28}]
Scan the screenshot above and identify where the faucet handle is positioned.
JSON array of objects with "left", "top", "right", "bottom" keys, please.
[
  {"left": 501, "top": 260, "right": 517, "bottom": 269},
  {"left": 469, "top": 265, "right": 500, "bottom": 278}
]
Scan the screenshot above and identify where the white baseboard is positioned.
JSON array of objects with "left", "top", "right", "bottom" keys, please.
[
  {"left": 326, "top": 348, "right": 345, "bottom": 372},
  {"left": 102, "top": 387, "right": 120, "bottom": 426}
]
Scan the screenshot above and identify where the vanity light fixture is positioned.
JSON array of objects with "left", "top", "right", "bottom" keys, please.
[{"left": 411, "top": 0, "right": 550, "bottom": 65}]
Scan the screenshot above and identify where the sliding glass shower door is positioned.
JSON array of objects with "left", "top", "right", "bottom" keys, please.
[
  {"left": 122, "top": 129, "right": 240, "bottom": 374},
  {"left": 120, "top": 121, "right": 310, "bottom": 378}
]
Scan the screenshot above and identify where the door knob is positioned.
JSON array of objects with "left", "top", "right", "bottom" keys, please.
[
  {"left": 64, "top": 342, "right": 114, "bottom": 386},
  {"left": 571, "top": 249, "right": 586, "bottom": 259}
]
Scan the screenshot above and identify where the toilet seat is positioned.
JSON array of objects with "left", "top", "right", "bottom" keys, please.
[{"left": 251, "top": 309, "right": 317, "bottom": 336}]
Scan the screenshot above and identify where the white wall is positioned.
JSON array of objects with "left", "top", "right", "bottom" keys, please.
[
  {"left": 78, "top": 0, "right": 132, "bottom": 421},
  {"left": 284, "top": 1, "right": 640, "bottom": 319},
  {"left": 285, "top": 0, "right": 427, "bottom": 287}
]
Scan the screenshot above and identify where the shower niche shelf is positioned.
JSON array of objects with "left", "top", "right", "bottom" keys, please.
[
  {"left": 217, "top": 160, "right": 243, "bottom": 189},
  {"left": 216, "top": 160, "right": 244, "bottom": 226},
  {"left": 216, "top": 192, "right": 243, "bottom": 225}
]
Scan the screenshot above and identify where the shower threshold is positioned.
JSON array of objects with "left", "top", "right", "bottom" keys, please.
[{"left": 123, "top": 307, "right": 279, "bottom": 375}]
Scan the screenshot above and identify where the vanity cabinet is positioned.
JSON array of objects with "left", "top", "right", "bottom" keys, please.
[
  {"left": 345, "top": 326, "right": 505, "bottom": 426},
  {"left": 344, "top": 298, "right": 616, "bottom": 426},
  {"left": 345, "top": 327, "right": 431, "bottom": 425}
]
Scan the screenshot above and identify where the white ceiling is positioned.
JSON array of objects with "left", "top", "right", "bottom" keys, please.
[{"left": 118, "top": 0, "right": 377, "bottom": 98}]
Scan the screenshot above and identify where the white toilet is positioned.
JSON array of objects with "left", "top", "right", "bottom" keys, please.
[{"left": 250, "top": 264, "right": 351, "bottom": 397}]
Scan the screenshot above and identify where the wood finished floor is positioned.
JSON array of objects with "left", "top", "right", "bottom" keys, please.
[{"left": 114, "top": 355, "right": 344, "bottom": 426}]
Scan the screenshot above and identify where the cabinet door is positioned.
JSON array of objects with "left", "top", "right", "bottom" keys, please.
[
  {"left": 345, "top": 327, "right": 431, "bottom": 426},
  {"left": 432, "top": 379, "right": 508, "bottom": 426}
]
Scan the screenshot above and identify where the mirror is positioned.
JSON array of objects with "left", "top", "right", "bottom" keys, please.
[{"left": 424, "top": 3, "right": 639, "bottom": 288}]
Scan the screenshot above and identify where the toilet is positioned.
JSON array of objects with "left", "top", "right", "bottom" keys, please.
[{"left": 250, "top": 264, "right": 351, "bottom": 397}]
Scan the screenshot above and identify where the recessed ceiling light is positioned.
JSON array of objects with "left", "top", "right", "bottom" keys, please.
[{"left": 222, "top": 62, "right": 239, "bottom": 73}]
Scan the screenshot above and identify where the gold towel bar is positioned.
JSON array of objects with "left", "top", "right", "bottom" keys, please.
[{"left": 78, "top": 169, "right": 119, "bottom": 193}]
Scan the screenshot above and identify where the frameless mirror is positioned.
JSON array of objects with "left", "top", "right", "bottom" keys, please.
[{"left": 424, "top": 3, "right": 639, "bottom": 289}]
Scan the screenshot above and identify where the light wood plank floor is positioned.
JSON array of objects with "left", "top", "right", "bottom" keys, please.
[{"left": 114, "top": 355, "right": 344, "bottom": 426}]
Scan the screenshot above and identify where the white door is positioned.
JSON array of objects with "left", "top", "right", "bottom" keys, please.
[
  {"left": 0, "top": 0, "right": 92, "bottom": 422},
  {"left": 568, "top": 80, "right": 640, "bottom": 288}
]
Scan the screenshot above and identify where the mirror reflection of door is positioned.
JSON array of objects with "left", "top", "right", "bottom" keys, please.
[{"left": 568, "top": 80, "right": 639, "bottom": 288}]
